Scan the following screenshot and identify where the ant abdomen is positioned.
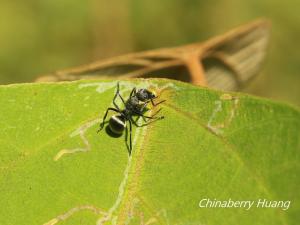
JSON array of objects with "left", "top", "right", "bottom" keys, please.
[{"left": 109, "top": 115, "right": 126, "bottom": 134}]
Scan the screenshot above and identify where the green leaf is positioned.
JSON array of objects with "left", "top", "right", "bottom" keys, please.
[{"left": 0, "top": 79, "right": 299, "bottom": 225}]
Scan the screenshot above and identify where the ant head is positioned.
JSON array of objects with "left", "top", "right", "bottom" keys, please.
[{"left": 136, "top": 88, "right": 156, "bottom": 101}]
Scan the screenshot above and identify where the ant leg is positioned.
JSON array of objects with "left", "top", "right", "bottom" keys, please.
[
  {"left": 148, "top": 108, "right": 163, "bottom": 118},
  {"left": 135, "top": 107, "right": 163, "bottom": 123},
  {"left": 151, "top": 98, "right": 166, "bottom": 107},
  {"left": 138, "top": 102, "right": 149, "bottom": 122},
  {"left": 129, "top": 87, "right": 137, "bottom": 98},
  {"left": 125, "top": 122, "right": 130, "bottom": 153},
  {"left": 130, "top": 117, "right": 140, "bottom": 127},
  {"left": 129, "top": 119, "right": 132, "bottom": 155},
  {"left": 97, "top": 107, "right": 119, "bottom": 133},
  {"left": 131, "top": 106, "right": 164, "bottom": 127},
  {"left": 135, "top": 110, "right": 164, "bottom": 120},
  {"left": 131, "top": 117, "right": 144, "bottom": 127},
  {"left": 113, "top": 82, "right": 126, "bottom": 109},
  {"left": 134, "top": 115, "right": 142, "bottom": 123},
  {"left": 130, "top": 116, "right": 164, "bottom": 128},
  {"left": 137, "top": 98, "right": 165, "bottom": 119}
]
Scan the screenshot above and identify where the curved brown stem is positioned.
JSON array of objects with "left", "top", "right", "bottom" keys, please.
[{"left": 184, "top": 52, "right": 207, "bottom": 86}]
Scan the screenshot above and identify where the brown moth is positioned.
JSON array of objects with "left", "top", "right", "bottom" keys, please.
[{"left": 36, "top": 19, "right": 270, "bottom": 91}]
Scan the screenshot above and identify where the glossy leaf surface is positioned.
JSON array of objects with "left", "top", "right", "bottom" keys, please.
[{"left": 0, "top": 79, "right": 299, "bottom": 225}]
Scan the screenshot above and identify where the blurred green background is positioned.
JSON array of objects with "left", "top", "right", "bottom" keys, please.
[{"left": 0, "top": 0, "right": 299, "bottom": 105}]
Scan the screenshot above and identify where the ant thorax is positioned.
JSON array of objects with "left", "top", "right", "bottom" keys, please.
[{"left": 125, "top": 96, "right": 144, "bottom": 113}]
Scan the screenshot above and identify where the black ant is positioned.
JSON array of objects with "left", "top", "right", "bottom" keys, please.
[{"left": 97, "top": 82, "right": 165, "bottom": 154}]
